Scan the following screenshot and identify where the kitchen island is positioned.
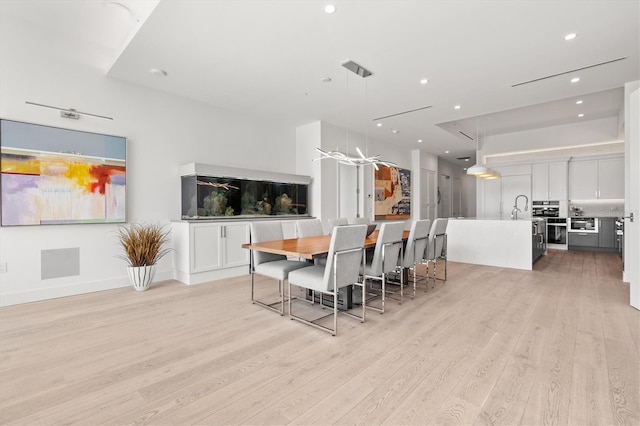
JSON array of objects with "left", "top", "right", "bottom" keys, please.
[{"left": 446, "top": 218, "right": 545, "bottom": 271}]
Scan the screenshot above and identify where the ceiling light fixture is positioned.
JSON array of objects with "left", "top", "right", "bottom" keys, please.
[
  {"left": 420, "top": 78, "right": 429, "bottom": 84},
  {"left": 150, "top": 68, "right": 167, "bottom": 76},
  {"left": 454, "top": 105, "right": 461, "bottom": 110},
  {"left": 315, "top": 60, "right": 397, "bottom": 171},
  {"left": 324, "top": 4, "right": 336, "bottom": 14},
  {"left": 391, "top": 129, "right": 399, "bottom": 134},
  {"left": 578, "top": 113, "right": 584, "bottom": 117},
  {"left": 571, "top": 77, "right": 580, "bottom": 83},
  {"left": 467, "top": 120, "right": 501, "bottom": 180},
  {"left": 320, "top": 77, "right": 332, "bottom": 83},
  {"left": 445, "top": 150, "right": 450, "bottom": 154},
  {"left": 576, "top": 100, "right": 583, "bottom": 104},
  {"left": 564, "top": 33, "right": 577, "bottom": 41},
  {"left": 418, "top": 139, "right": 423, "bottom": 143},
  {"left": 376, "top": 122, "right": 382, "bottom": 127}
]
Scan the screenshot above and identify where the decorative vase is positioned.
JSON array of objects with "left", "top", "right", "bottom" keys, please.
[{"left": 127, "top": 265, "right": 156, "bottom": 291}]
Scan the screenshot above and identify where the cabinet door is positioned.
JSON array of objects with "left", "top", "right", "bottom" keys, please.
[
  {"left": 224, "top": 223, "right": 250, "bottom": 267},
  {"left": 598, "top": 218, "right": 616, "bottom": 248},
  {"left": 548, "top": 161, "right": 568, "bottom": 200},
  {"left": 532, "top": 163, "right": 549, "bottom": 200},
  {"left": 569, "top": 160, "right": 598, "bottom": 200},
  {"left": 501, "top": 175, "right": 532, "bottom": 219},
  {"left": 482, "top": 178, "right": 501, "bottom": 218},
  {"left": 568, "top": 232, "right": 599, "bottom": 247},
  {"left": 598, "top": 157, "right": 624, "bottom": 199},
  {"left": 191, "top": 224, "right": 223, "bottom": 273}
]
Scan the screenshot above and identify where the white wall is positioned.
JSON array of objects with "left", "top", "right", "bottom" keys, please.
[{"left": 0, "top": 16, "right": 296, "bottom": 305}]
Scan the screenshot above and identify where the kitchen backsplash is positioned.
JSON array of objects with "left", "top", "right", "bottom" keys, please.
[{"left": 569, "top": 200, "right": 624, "bottom": 217}]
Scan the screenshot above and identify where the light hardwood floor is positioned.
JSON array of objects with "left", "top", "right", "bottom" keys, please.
[{"left": 1, "top": 250, "right": 638, "bottom": 425}]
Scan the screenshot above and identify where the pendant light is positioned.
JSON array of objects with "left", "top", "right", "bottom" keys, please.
[
  {"left": 314, "top": 60, "right": 397, "bottom": 170},
  {"left": 466, "top": 118, "right": 500, "bottom": 179}
]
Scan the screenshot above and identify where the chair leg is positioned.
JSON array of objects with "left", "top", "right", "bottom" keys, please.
[
  {"left": 412, "top": 265, "right": 417, "bottom": 298},
  {"left": 381, "top": 274, "right": 385, "bottom": 314},
  {"left": 333, "top": 289, "right": 338, "bottom": 336}
]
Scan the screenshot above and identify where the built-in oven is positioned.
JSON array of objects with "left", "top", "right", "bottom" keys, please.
[
  {"left": 569, "top": 217, "right": 598, "bottom": 233},
  {"left": 547, "top": 217, "right": 568, "bottom": 249},
  {"left": 533, "top": 200, "right": 560, "bottom": 218}
]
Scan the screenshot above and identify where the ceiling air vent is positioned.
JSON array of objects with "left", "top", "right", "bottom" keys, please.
[
  {"left": 512, "top": 57, "right": 627, "bottom": 87},
  {"left": 457, "top": 156, "right": 471, "bottom": 161},
  {"left": 459, "top": 131, "right": 474, "bottom": 141}
]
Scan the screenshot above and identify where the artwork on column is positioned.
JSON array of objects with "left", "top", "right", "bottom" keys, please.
[
  {"left": 374, "top": 165, "right": 411, "bottom": 220},
  {"left": 1, "top": 119, "right": 126, "bottom": 226}
]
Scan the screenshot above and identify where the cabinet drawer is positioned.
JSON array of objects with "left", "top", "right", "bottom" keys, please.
[{"left": 568, "top": 232, "right": 599, "bottom": 247}]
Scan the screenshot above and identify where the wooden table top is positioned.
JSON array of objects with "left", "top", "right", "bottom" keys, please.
[{"left": 242, "top": 230, "right": 410, "bottom": 260}]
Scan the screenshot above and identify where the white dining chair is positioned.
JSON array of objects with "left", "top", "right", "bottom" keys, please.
[
  {"left": 402, "top": 219, "right": 431, "bottom": 297},
  {"left": 350, "top": 217, "right": 371, "bottom": 225},
  {"left": 425, "top": 218, "right": 449, "bottom": 287},
  {"left": 249, "top": 221, "right": 312, "bottom": 315},
  {"left": 296, "top": 218, "right": 324, "bottom": 237},
  {"left": 288, "top": 224, "right": 367, "bottom": 336},
  {"left": 361, "top": 221, "right": 404, "bottom": 314},
  {"left": 327, "top": 217, "right": 348, "bottom": 234}
]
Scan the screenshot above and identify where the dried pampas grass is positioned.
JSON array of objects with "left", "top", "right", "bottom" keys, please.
[{"left": 117, "top": 223, "right": 171, "bottom": 267}]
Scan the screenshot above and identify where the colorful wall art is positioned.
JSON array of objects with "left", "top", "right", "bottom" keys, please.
[
  {"left": 374, "top": 165, "right": 411, "bottom": 220},
  {"left": 1, "top": 120, "right": 126, "bottom": 226}
]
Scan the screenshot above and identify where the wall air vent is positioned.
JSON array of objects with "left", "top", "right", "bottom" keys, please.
[
  {"left": 342, "top": 60, "right": 373, "bottom": 78},
  {"left": 456, "top": 156, "right": 471, "bottom": 161},
  {"left": 512, "top": 57, "right": 627, "bottom": 87}
]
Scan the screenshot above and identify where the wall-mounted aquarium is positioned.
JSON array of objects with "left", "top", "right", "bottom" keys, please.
[{"left": 180, "top": 163, "right": 310, "bottom": 219}]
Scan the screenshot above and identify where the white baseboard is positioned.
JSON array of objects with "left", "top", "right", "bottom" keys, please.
[
  {"left": 174, "top": 265, "right": 249, "bottom": 285},
  {"left": 0, "top": 269, "right": 174, "bottom": 307}
]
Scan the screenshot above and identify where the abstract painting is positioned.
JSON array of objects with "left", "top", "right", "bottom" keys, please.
[
  {"left": 1, "top": 120, "right": 126, "bottom": 226},
  {"left": 374, "top": 165, "right": 411, "bottom": 220}
]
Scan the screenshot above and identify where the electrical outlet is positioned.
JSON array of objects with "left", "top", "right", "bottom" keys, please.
[{"left": 0, "top": 262, "right": 6, "bottom": 273}]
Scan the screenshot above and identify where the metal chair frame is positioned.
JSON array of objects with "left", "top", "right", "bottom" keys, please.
[
  {"left": 288, "top": 246, "right": 366, "bottom": 336},
  {"left": 363, "top": 239, "right": 404, "bottom": 313}
]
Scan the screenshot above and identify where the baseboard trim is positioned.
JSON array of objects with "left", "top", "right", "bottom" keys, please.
[{"left": 0, "top": 269, "right": 174, "bottom": 307}]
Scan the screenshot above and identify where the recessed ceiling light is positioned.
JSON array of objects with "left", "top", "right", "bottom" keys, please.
[
  {"left": 578, "top": 113, "right": 584, "bottom": 117},
  {"left": 320, "top": 77, "right": 332, "bottom": 83},
  {"left": 376, "top": 122, "right": 382, "bottom": 127},
  {"left": 324, "top": 4, "right": 336, "bottom": 13},
  {"left": 418, "top": 139, "right": 423, "bottom": 143},
  {"left": 391, "top": 129, "right": 399, "bottom": 134},
  {"left": 564, "top": 33, "right": 577, "bottom": 41},
  {"left": 420, "top": 78, "right": 429, "bottom": 85},
  {"left": 576, "top": 100, "right": 583, "bottom": 104},
  {"left": 149, "top": 68, "right": 167, "bottom": 76},
  {"left": 454, "top": 105, "right": 461, "bottom": 110},
  {"left": 463, "top": 168, "right": 467, "bottom": 171},
  {"left": 571, "top": 77, "right": 580, "bottom": 83},
  {"left": 445, "top": 150, "right": 450, "bottom": 154},
  {"left": 465, "top": 158, "right": 469, "bottom": 161}
]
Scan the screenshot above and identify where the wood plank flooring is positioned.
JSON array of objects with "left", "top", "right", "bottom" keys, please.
[{"left": 1, "top": 250, "right": 638, "bottom": 425}]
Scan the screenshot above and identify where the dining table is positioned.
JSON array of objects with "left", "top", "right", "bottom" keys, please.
[
  {"left": 241, "top": 230, "right": 410, "bottom": 260},
  {"left": 242, "top": 229, "right": 411, "bottom": 309}
]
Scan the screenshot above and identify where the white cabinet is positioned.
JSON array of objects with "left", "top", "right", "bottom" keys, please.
[
  {"left": 598, "top": 157, "right": 624, "bottom": 199},
  {"left": 173, "top": 221, "right": 250, "bottom": 284},
  {"left": 569, "top": 157, "right": 623, "bottom": 200},
  {"left": 481, "top": 173, "right": 531, "bottom": 219},
  {"left": 532, "top": 161, "right": 567, "bottom": 200}
]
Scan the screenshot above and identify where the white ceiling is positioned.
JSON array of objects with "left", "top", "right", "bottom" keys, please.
[{"left": 2, "top": 0, "right": 639, "bottom": 165}]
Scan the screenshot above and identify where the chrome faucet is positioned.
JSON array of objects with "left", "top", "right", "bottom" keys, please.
[{"left": 511, "top": 194, "right": 529, "bottom": 220}]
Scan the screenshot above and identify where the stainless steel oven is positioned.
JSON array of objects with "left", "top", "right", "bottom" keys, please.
[
  {"left": 533, "top": 200, "right": 560, "bottom": 218},
  {"left": 547, "top": 217, "right": 568, "bottom": 249}
]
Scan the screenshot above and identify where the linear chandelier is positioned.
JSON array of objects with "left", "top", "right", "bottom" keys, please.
[
  {"left": 314, "top": 146, "right": 397, "bottom": 170},
  {"left": 315, "top": 60, "right": 396, "bottom": 171}
]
